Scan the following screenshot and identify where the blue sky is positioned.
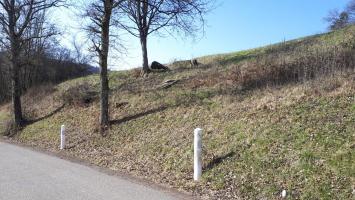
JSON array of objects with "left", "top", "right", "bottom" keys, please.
[{"left": 55, "top": 0, "right": 350, "bottom": 70}]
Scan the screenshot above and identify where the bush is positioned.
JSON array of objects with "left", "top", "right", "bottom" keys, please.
[{"left": 60, "top": 83, "right": 98, "bottom": 106}]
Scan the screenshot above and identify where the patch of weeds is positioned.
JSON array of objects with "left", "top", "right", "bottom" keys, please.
[
  {"left": 300, "top": 151, "right": 317, "bottom": 173},
  {"left": 329, "top": 150, "right": 354, "bottom": 177},
  {"left": 195, "top": 90, "right": 213, "bottom": 100},
  {"left": 0, "top": 118, "right": 20, "bottom": 136},
  {"left": 109, "top": 71, "right": 131, "bottom": 87},
  {"left": 169, "top": 89, "right": 215, "bottom": 106},
  {"left": 351, "top": 103, "right": 355, "bottom": 111},
  {"left": 202, "top": 170, "right": 227, "bottom": 190},
  {"left": 0, "top": 111, "right": 10, "bottom": 133},
  {"left": 60, "top": 83, "right": 98, "bottom": 106}
]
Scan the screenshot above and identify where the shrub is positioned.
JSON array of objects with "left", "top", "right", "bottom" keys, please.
[{"left": 60, "top": 83, "right": 98, "bottom": 106}]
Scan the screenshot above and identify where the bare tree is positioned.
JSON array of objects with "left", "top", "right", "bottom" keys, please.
[
  {"left": 325, "top": 10, "right": 350, "bottom": 30},
  {"left": 325, "top": 0, "right": 355, "bottom": 31},
  {"left": 84, "top": 0, "right": 123, "bottom": 132},
  {"left": 119, "top": 0, "right": 214, "bottom": 74},
  {"left": 71, "top": 36, "right": 91, "bottom": 64},
  {"left": 346, "top": 0, "right": 355, "bottom": 22},
  {"left": 0, "top": 0, "right": 63, "bottom": 126}
]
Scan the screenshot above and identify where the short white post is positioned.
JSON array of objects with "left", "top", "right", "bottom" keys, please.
[
  {"left": 60, "top": 125, "right": 65, "bottom": 150},
  {"left": 194, "top": 128, "right": 202, "bottom": 181}
]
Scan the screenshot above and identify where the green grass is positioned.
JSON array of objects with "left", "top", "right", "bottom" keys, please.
[
  {"left": 0, "top": 111, "right": 8, "bottom": 122},
  {"left": 1, "top": 25, "right": 355, "bottom": 199},
  {"left": 0, "top": 110, "right": 10, "bottom": 134},
  {"left": 201, "top": 96, "right": 354, "bottom": 199}
]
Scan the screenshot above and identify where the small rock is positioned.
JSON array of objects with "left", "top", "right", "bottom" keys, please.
[{"left": 281, "top": 190, "right": 287, "bottom": 198}]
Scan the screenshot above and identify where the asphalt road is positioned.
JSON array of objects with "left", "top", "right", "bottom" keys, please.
[{"left": 0, "top": 142, "right": 186, "bottom": 200}]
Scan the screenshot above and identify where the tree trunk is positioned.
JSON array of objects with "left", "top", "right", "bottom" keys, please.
[
  {"left": 8, "top": 1, "right": 23, "bottom": 127},
  {"left": 99, "top": 0, "right": 111, "bottom": 130},
  {"left": 99, "top": 56, "right": 109, "bottom": 129},
  {"left": 11, "top": 59, "right": 23, "bottom": 126},
  {"left": 140, "top": 35, "right": 150, "bottom": 74}
]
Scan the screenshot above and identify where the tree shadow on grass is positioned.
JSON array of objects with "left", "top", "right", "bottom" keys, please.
[
  {"left": 25, "top": 103, "right": 65, "bottom": 126},
  {"left": 5, "top": 104, "right": 66, "bottom": 137},
  {"left": 110, "top": 105, "right": 168, "bottom": 126},
  {"left": 204, "top": 151, "right": 237, "bottom": 171}
]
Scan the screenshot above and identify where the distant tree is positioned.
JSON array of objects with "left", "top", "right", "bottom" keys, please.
[
  {"left": 71, "top": 36, "right": 91, "bottom": 64},
  {"left": 0, "top": 0, "right": 63, "bottom": 126},
  {"left": 346, "top": 0, "right": 355, "bottom": 22},
  {"left": 119, "top": 0, "right": 214, "bottom": 74},
  {"left": 0, "top": 36, "right": 95, "bottom": 105},
  {"left": 325, "top": 9, "right": 350, "bottom": 30},
  {"left": 84, "top": 0, "right": 124, "bottom": 132},
  {"left": 325, "top": 0, "right": 355, "bottom": 31}
]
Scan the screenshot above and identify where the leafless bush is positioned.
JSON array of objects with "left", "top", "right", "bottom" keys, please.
[{"left": 60, "top": 84, "right": 98, "bottom": 107}]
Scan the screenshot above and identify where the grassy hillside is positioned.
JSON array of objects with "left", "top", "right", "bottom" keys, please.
[{"left": 1, "top": 26, "right": 355, "bottom": 199}]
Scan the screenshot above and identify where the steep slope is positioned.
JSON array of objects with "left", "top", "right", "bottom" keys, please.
[{"left": 1, "top": 25, "right": 354, "bottom": 199}]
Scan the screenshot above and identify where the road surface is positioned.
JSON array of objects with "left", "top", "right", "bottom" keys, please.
[{"left": 0, "top": 142, "right": 187, "bottom": 200}]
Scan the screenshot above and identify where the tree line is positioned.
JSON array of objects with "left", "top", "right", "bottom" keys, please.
[
  {"left": 0, "top": 45, "right": 94, "bottom": 103},
  {"left": 0, "top": 0, "right": 213, "bottom": 134}
]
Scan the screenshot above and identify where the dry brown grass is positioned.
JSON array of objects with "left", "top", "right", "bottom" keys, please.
[
  {"left": 182, "top": 37, "right": 355, "bottom": 94},
  {"left": 130, "top": 68, "right": 143, "bottom": 79}
]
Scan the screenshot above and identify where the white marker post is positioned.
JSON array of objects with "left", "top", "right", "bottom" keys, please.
[
  {"left": 60, "top": 125, "right": 65, "bottom": 150},
  {"left": 194, "top": 128, "right": 203, "bottom": 181}
]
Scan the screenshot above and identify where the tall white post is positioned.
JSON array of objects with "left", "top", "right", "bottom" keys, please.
[
  {"left": 194, "top": 128, "right": 202, "bottom": 181},
  {"left": 60, "top": 125, "right": 65, "bottom": 150}
]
